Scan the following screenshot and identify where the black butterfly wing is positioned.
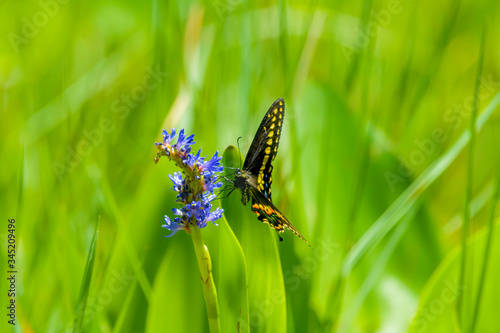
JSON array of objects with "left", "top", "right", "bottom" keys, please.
[
  {"left": 249, "top": 185, "right": 311, "bottom": 247},
  {"left": 235, "top": 98, "right": 310, "bottom": 246},
  {"left": 242, "top": 98, "right": 284, "bottom": 200}
]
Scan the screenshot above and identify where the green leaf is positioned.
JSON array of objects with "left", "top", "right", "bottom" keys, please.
[
  {"left": 73, "top": 226, "right": 98, "bottom": 333},
  {"left": 457, "top": 24, "right": 486, "bottom": 330},
  {"left": 341, "top": 90, "right": 500, "bottom": 277},
  {"left": 207, "top": 208, "right": 249, "bottom": 333},
  {"left": 221, "top": 146, "right": 287, "bottom": 333},
  {"left": 146, "top": 238, "right": 207, "bottom": 333},
  {"left": 410, "top": 222, "right": 500, "bottom": 333}
]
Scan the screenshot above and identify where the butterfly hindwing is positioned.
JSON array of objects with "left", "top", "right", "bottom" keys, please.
[{"left": 250, "top": 186, "right": 310, "bottom": 246}]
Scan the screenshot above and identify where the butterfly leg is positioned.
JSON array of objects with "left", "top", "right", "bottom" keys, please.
[{"left": 214, "top": 186, "right": 236, "bottom": 200}]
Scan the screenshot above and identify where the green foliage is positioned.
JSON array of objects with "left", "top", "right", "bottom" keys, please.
[
  {"left": 2, "top": 0, "right": 500, "bottom": 332},
  {"left": 74, "top": 227, "right": 98, "bottom": 333},
  {"left": 410, "top": 221, "right": 500, "bottom": 333},
  {"left": 222, "top": 145, "right": 287, "bottom": 333}
]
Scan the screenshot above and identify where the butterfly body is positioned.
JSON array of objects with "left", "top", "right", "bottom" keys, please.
[{"left": 233, "top": 99, "right": 310, "bottom": 247}]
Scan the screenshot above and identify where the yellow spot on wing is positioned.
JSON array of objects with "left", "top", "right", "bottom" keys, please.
[
  {"left": 279, "top": 101, "right": 283, "bottom": 106},
  {"left": 270, "top": 123, "right": 275, "bottom": 130},
  {"left": 268, "top": 131, "right": 274, "bottom": 138},
  {"left": 272, "top": 116, "right": 276, "bottom": 122},
  {"left": 267, "top": 139, "right": 273, "bottom": 145},
  {"left": 265, "top": 147, "right": 271, "bottom": 154},
  {"left": 263, "top": 155, "right": 269, "bottom": 165}
]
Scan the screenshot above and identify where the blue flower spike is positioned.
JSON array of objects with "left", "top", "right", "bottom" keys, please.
[{"left": 154, "top": 128, "right": 224, "bottom": 237}]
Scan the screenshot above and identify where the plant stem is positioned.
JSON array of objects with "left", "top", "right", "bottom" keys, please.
[
  {"left": 457, "top": 24, "right": 485, "bottom": 330},
  {"left": 470, "top": 174, "right": 499, "bottom": 332},
  {"left": 190, "top": 225, "right": 220, "bottom": 333}
]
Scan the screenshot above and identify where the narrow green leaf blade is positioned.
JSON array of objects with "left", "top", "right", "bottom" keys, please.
[
  {"left": 222, "top": 145, "right": 287, "bottom": 333},
  {"left": 73, "top": 227, "right": 98, "bottom": 333}
]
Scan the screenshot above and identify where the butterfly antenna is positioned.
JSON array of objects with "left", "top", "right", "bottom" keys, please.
[
  {"left": 222, "top": 175, "right": 234, "bottom": 184},
  {"left": 222, "top": 166, "right": 238, "bottom": 175}
]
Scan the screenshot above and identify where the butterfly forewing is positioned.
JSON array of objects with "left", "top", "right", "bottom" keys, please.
[
  {"left": 243, "top": 98, "right": 284, "bottom": 199},
  {"left": 233, "top": 98, "right": 310, "bottom": 247}
]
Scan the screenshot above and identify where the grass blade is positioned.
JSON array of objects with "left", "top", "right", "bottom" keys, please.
[
  {"left": 457, "top": 25, "right": 486, "bottom": 330},
  {"left": 339, "top": 202, "right": 420, "bottom": 331},
  {"left": 86, "top": 165, "right": 152, "bottom": 301},
  {"left": 341, "top": 88, "right": 500, "bottom": 279},
  {"left": 470, "top": 170, "right": 500, "bottom": 332},
  {"left": 73, "top": 225, "right": 98, "bottom": 332}
]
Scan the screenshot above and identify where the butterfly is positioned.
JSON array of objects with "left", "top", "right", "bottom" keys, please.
[{"left": 233, "top": 98, "right": 311, "bottom": 247}]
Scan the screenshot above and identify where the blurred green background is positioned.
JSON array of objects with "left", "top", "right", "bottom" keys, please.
[{"left": 2, "top": 0, "right": 500, "bottom": 332}]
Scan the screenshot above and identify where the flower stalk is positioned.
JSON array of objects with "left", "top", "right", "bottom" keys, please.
[
  {"left": 154, "top": 128, "right": 223, "bottom": 333},
  {"left": 190, "top": 224, "right": 220, "bottom": 333}
]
